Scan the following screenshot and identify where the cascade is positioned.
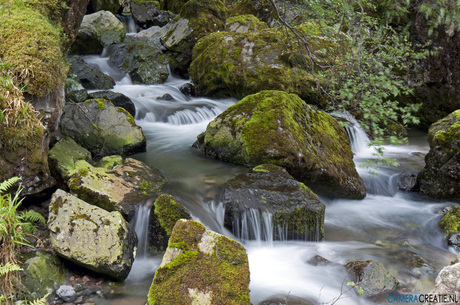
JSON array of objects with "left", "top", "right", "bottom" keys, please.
[{"left": 131, "top": 202, "right": 151, "bottom": 258}]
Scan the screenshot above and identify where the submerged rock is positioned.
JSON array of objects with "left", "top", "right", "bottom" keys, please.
[
  {"left": 60, "top": 99, "right": 146, "bottom": 157},
  {"left": 345, "top": 260, "right": 398, "bottom": 297},
  {"left": 71, "top": 10, "right": 126, "bottom": 54},
  {"left": 195, "top": 90, "right": 365, "bottom": 199},
  {"left": 220, "top": 164, "right": 326, "bottom": 240},
  {"left": 148, "top": 219, "right": 251, "bottom": 304},
  {"left": 417, "top": 110, "right": 460, "bottom": 201},
  {"left": 68, "top": 158, "right": 167, "bottom": 217},
  {"left": 48, "top": 189, "right": 137, "bottom": 281}
]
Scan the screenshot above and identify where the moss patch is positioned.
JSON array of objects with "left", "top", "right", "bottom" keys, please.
[
  {"left": 439, "top": 207, "right": 460, "bottom": 235},
  {"left": 154, "top": 194, "right": 191, "bottom": 236},
  {"left": 0, "top": 1, "right": 66, "bottom": 97}
]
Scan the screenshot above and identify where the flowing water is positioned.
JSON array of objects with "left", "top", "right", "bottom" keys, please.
[{"left": 82, "top": 53, "right": 457, "bottom": 304}]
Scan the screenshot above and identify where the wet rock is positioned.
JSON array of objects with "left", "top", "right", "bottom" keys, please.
[
  {"left": 154, "top": 194, "right": 191, "bottom": 235},
  {"left": 439, "top": 206, "right": 460, "bottom": 250},
  {"left": 417, "top": 110, "right": 460, "bottom": 201},
  {"left": 156, "top": 93, "right": 175, "bottom": 101},
  {"left": 67, "top": 56, "right": 115, "bottom": 90},
  {"left": 21, "top": 250, "right": 67, "bottom": 300},
  {"left": 68, "top": 158, "right": 167, "bottom": 217},
  {"left": 397, "top": 172, "right": 418, "bottom": 192},
  {"left": 130, "top": 0, "right": 163, "bottom": 28},
  {"left": 220, "top": 164, "right": 326, "bottom": 240},
  {"left": 48, "top": 189, "right": 137, "bottom": 281},
  {"left": 57, "top": 285, "right": 76, "bottom": 302},
  {"left": 306, "top": 255, "right": 332, "bottom": 266},
  {"left": 108, "top": 42, "right": 169, "bottom": 85},
  {"left": 179, "top": 82, "right": 196, "bottom": 98},
  {"left": 345, "top": 260, "right": 398, "bottom": 297},
  {"left": 88, "top": 91, "right": 136, "bottom": 117},
  {"left": 195, "top": 90, "right": 366, "bottom": 199},
  {"left": 66, "top": 89, "right": 89, "bottom": 104},
  {"left": 394, "top": 250, "right": 434, "bottom": 278},
  {"left": 148, "top": 219, "right": 251, "bottom": 304},
  {"left": 48, "top": 137, "right": 92, "bottom": 181},
  {"left": 71, "top": 11, "right": 126, "bottom": 55},
  {"left": 124, "top": 26, "right": 166, "bottom": 51},
  {"left": 60, "top": 99, "right": 146, "bottom": 157}
]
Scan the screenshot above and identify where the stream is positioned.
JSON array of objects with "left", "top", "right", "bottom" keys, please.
[{"left": 82, "top": 51, "right": 457, "bottom": 305}]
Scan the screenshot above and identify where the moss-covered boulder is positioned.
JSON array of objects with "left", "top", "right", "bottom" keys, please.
[
  {"left": 148, "top": 194, "right": 192, "bottom": 252},
  {"left": 48, "top": 189, "right": 137, "bottom": 281},
  {"left": 195, "top": 90, "right": 366, "bottom": 199},
  {"left": 189, "top": 25, "right": 333, "bottom": 105},
  {"left": 345, "top": 260, "right": 398, "bottom": 297},
  {"left": 130, "top": 0, "right": 161, "bottom": 28},
  {"left": 220, "top": 164, "right": 325, "bottom": 240},
  {"left": 71, "top": 10, "right": 126, "bottom": 55},
  {"left": 108, "top": 42, "right": 169, "bottom": 85},
  {"left": 67, "top": 56, "right": 115, "bottom": 90},
  {"left": 159, "top": 0, "right": 188, "bottom": 13},
  {"left": 225, "top": 14, "right": 268, "bottom": 33},
  {"left": 148, "top": 219, "right": 251, "bottom": 304},
  {"left": 160, "top": 0, "right": 227, "bottom": 75},
  {"left": 21, "top": 250, "right": 67, "bottom": 300},
  {"left": 417, "top": 110, "right": 460, "bottom": 201},
  {"left": 48, "top": 137, "right": 92, "bottom": 181},
  {"left": 68, "top": 158, "right": 167, "bottom": 217},
  {"left": 154, "top": 194, "right": 191, "bottom": 236},
  {"left": 60, "top": 99, "right": 146, "bottom": 157},
  {"left": 227, "top": 0, "right": 275, "bottom": 25},
  {"left": 438, "top": 206, "right": 460, "bottom": 251}
]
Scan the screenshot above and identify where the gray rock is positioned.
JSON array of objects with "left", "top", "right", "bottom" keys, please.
[
  {"left": 124, "top": 26, "right": 166, "bottom": 51},
  {"left": 48, "top": 189, "right": 137, "bottom": 281},
  {"left": 66, "top": 89, "right": 89, "bottom": 104},
  {"left": 427, "top": 262, "right": 460, "bottom": 305},
  {"left": 220, "top": 164, "right": 326, "bottom": 240},
  {"left": 48, "top": 137, "right": 92, "bottom": 180},
  {"left": 108, "top": 42, "right": 169, "bottom": 85},
  {"left": 57, "top": 285, "right": 76, "bottom": 302},
  {"left": 397, "top": 172, "right": 418, "bottom": 192},
  {"left": 71, "top": 11, "right": 126, "bottom": 55},
  {"left": 179, "top": 82, "right": 196, "bottom": 98},
  {"left": 60, "top": 99, "right": 146, "bottom": 157},
  {"left": 67, "top": 56, "right": 115, "bottom": 90},
  {"left": 130, "top": 1, "right": 164, "bottom": 28},
  {"left": 345, "top": 260, "right": 398, "bottom": 297}
]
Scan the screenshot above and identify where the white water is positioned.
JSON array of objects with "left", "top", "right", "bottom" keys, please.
[{"left": 81, "top": 54, "right": 456, "bottom": 305}]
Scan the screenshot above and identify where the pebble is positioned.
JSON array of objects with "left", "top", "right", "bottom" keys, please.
[{"left": 56, "top": 285, "right": 76, "bottom": 303}]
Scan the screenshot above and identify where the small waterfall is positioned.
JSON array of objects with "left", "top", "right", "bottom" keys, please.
[
  {"left": 131, "top": 203, "right": 151, "bottom": 257},
  {"left": 233, "top": 209, "right": 275, "bottom": 246},
  {"left": 167, "top": 107, "right": 221, "bottom": 125}
]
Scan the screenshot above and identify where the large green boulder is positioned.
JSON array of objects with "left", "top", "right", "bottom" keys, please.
[
  {"left": 108, "top": 42, "right": 169, "bottom": 85},
  {"left": 225, "top": 14, "right": 268, "bottom": 33},
  {"left": 71, "top": 11, "right": 126, "bottom": 55},
  {"left": 68, "top": 158, "right": 167, "bottom": 217},
  {"left": 48, "top": 137, "right": 92, "bottom": 181},
  {"left": 220, "top": 164, "right": 325, "bottom": 240},
  {"left": 189, "top": 23, "right": 336, "bottom": 105},
  {"left": 417, "top": 110, "right": 460, "bottom": 201},
  {"left": 148, "top": 219, "right": 251, "bottom": 305},
  {"left": 195, "top": 90, "right": 366, "bottom": 199},
  {"left": 21, "top": 250, "right": 67, "bottom": 300},
  {"left": 60, "top": 99, "right": 146, "bottom": 157},
  {"left": 48, "top": 189, "right": 137, "bottom": 281}
]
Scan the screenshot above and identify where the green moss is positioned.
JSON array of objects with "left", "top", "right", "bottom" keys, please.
[
  {"left": 97, "top": 155, "right": 123, "bottom": 169},
  {"left": 116, "top": 107, "right": 136, "bottom": 126},
  {"left": 439, "top": 207, "right": 460, "bottom": 235},
  {"left": 0, "top": 2, "right": 67, "bottom": 97},
  {"left": 86, "top": 98, "right": 110, "bottom": 110},
  {"left": 226, "top": 14, "right": 267, "bottom": 32},
  {"left": 154, "top": 194, "right": 191, "bottom": 236}
]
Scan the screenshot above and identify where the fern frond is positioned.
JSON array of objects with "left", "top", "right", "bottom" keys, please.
[
  {"left": 0, "top": 262, "right": 23, "bottom": 276},
  {"left": 21, "top": 210, "right": 46, "bottom": 225},
  {"left": 0, "top": 177, "right": 21, "bottom": 194}
]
